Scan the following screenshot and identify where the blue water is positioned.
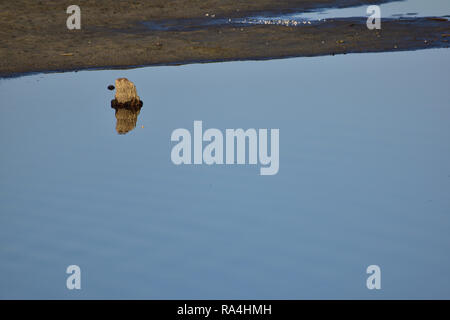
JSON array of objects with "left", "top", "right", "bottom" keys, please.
[
  {"left": 242, "top": 0, "right": 450, "bottom": 27},
  {"left": 289, "top": 0, "right": 450, "bottom": 19},
  {"left": 144, "top": 0, "right": 450, "bottom": 31},
  {"left": 0, "top": 48, "right": 450, "bottom": 299}
]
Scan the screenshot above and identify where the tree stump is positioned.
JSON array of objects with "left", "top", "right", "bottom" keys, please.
[{"left": 110, "top": 78, "right": 143, "bottom": 134}]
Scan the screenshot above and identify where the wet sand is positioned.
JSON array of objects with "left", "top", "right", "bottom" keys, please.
[{"left": 1, "top": 0, "right": 449, "bottom": 77}]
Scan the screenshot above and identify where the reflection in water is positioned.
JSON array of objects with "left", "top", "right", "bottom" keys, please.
[
  {"left": 110, "top": 78, "right": 143, "bottom": 135},
  {"left": 111, "top": 101, "right": 143, "bottom": 134}
]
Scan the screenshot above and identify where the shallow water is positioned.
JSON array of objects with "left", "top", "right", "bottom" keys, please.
[
  {"left": 1, "top": 48, "right": 450, "bottom": 299},
  {"left": 289, "top": 0, "right": 450, "bottom": 20},
  {"left": 144, "top": 0, "right": 450, "bottom": 31}
]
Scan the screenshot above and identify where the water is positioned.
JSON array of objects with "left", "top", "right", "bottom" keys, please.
[
  {"left": 1, "top": 48, "right": 449, "bottom": 299},
  {"left": 289, "top": 0, "right": 450, "bottom": 20},
  {"left": 144, "top": 0, "right": 450, "bottom": 31}
]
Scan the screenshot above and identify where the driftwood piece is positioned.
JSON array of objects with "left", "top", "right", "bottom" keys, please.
[
  {"left": 110, "top": 78, "right": 143, "bottom": 134},
  {"left": 114, "top": 78, "right": 141, "bottom": 104}
]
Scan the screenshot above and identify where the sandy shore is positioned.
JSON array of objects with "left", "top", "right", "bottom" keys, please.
[{"left": 1, "top": 0, "right": 449, "bottom": 77}]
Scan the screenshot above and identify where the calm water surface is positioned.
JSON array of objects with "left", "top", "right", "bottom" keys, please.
[{"left": 0, "top": 49, "right": 449, "bottom": 299}]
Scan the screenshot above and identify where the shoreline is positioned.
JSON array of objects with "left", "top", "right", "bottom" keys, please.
[
  {"left": 1, "top": 1, "right": 449, "bottom": 78},
  {"left": 3, "top": 38, "right": 449, "bottom": 80}
]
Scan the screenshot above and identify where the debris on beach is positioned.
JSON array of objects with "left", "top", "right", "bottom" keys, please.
[{"left": 427, "top": 17, "right": 448, "bottom": 22}]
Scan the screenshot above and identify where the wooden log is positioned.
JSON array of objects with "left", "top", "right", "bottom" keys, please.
[{"left": 114, "top": 78, "right": 140, "bottom": 104}]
